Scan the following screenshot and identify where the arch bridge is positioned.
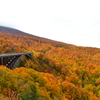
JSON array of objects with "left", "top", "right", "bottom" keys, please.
[{"left": 0, "top": 52, "right": 33, "bottom": 69}]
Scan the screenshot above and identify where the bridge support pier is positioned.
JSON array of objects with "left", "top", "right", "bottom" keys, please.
[{"left": 1, "top": 58, "right": 3, "bottom": 65}]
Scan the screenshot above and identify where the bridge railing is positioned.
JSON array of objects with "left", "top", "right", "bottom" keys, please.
[{"left": 0, "top": 52, "right": 33, "bottom": 57}]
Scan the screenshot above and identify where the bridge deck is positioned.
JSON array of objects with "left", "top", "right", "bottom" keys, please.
[{"left": 0, "top": 52, "right": 33, "bottom": 58}]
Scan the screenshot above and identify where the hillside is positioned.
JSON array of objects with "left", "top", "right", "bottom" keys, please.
[
  {"left": 0, "top": 26, "right": 60, "bottom": 42},
  {"left": 0, "top": 27, "right": 100, "bottom": 100}
]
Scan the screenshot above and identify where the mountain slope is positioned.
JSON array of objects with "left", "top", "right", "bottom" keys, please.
[
  {"left": 0, "top": 26, "right": 100, "bottom": 99},
  {"left": 0, "top": 26, "right": 61, "bottom": 42},
  {"left": 0, "top": 26, "right": 48, "bottom": 40},
  {"left": 0, "top": 26, "right": 26, "bottom": 35}
]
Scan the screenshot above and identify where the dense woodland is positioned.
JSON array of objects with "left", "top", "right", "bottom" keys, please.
[{"left": 0, "top": 31, "right": 100, "bottom": 100}]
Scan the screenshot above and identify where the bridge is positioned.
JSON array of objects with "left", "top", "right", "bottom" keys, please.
[{"left": 0, "top": 52, "right": 33, "bottom": 69}]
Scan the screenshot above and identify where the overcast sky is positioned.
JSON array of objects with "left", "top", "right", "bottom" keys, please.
[{"left": 0, "top": 0, "right": 100, "bottom": 48}]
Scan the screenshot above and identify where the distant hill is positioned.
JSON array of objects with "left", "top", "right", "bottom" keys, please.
[
  {"left": 0, "top": 26, "right": 49, "bottom": 40},
  {"left": 0, "top": 26, "right": 25, "bottom": 35},
  {"left": 0, "top": 26, "right": 59, "bottom": 42},
  {"left": 0, "top": 26, "right": 39, "bottom": 37}
]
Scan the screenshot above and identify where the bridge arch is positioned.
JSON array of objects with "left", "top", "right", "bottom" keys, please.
[{"left": 0, "top": 52, "right": 33, "bottom": 69}]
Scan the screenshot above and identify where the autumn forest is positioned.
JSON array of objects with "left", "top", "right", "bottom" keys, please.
[{"left": 0, "top": 28, "right": 100, "bottom": 100}]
